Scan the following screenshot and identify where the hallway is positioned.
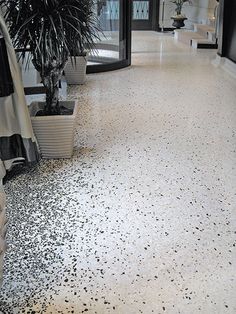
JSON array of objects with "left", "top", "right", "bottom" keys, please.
[{"left": 0, "top": 32, "right": 236, "bottom": 313}]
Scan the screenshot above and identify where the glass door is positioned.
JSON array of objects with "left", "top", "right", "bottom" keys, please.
[
  {"left": 132, "top": 0, "right": 153, "bottom": 30},
  {"left": 87, "top": 0, "right": 132, "bottom": 73}
]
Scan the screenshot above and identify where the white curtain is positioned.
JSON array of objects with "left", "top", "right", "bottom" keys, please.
[{"left": 0, "top": 13, "right": 39, "bottom": 184}]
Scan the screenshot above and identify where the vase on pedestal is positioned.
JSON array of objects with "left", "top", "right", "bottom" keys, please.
[{"left": 171, "top": 16, "right": 187, "bottom": 29}]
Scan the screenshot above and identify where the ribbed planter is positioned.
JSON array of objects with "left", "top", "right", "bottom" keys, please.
[
  {"left": 29, "top": 101, "right": 78, "bottom": 159},
  {"left": 64, "top": 55, "right": 88, "bottom": 85}
]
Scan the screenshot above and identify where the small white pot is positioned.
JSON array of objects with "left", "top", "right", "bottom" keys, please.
[
  {"left": 64, "top": 55, "right": 88, "bottom": 85},
  {"left": 29, "top": 101, "right": 78, "bottom": 159}
]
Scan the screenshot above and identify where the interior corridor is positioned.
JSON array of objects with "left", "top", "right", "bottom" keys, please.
[{"left": 0, "top": 32, "right": 236, "bottom": 313}]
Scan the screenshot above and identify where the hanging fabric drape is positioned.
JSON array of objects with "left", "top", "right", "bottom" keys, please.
[{"left": 0, "top": 13, "right": 40, "bottom": 184}]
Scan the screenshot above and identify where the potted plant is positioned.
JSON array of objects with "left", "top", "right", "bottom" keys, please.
[
  {"left": 171, "top": 0, "right": 190, "bottom": 29},
  {"left": 0, "top": 0, "right": 99, "bottom": 158},
  {"left": 64, "top": 3, "right": 100, "bottom": 85}
]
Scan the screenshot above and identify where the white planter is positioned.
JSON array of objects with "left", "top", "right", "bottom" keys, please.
[
  {"left": 29, "top": 101, "right": 78, "bottom": 159},
  {"left": 64, "top": 55, "right": 88, "bottom": 85}
]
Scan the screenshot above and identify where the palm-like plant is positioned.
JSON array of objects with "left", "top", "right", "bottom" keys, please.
[{"left": 0, "top": 0, "right": 100, "bottom": 115}]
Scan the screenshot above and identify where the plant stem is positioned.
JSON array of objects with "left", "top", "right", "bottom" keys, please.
[{"left": 40, "top": 60, "right": 64, "bottom": 115}]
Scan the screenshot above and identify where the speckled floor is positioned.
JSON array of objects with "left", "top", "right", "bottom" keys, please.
[{"left": 0, "top": 32, "right": 236, "bottom": 314}]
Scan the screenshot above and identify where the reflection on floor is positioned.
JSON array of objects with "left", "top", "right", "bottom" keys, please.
[{"left": 0, "top": 31, "right": 236, "bottom": 314}]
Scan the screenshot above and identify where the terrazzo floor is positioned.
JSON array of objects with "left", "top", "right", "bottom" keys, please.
[{"left": 0, "top": 31, "right": 236, "bottom": 314}]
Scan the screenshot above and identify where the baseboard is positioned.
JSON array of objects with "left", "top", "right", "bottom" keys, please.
[
  {"left": 197, "top": 43, "right": 218, "bottom": 49},
  {"left": 156, "top": 27, "right": 175, "bottom": 32}
]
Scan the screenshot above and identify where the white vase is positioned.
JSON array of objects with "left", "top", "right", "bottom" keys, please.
[
  {"left": 29, "top": 101, "right": 78, "bottom": 159},
  {"left": 64, "top": 55, "right": 88, "bottom": 85}
]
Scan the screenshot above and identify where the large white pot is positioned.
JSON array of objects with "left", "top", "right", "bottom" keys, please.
[
  {"left": 29, "top": 101, "right": 78, "bottom": 159},
  {"left": 64, "top": 55, "right": 88, "bottom": 85}
]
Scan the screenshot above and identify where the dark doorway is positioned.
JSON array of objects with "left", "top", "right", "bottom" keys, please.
[{"left": 132, "top": 0, "right": 159, "bottom": 30}]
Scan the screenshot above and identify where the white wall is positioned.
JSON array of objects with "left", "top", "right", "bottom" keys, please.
[{"left": 159, "top": 0, "right": 219, "bottom": 29}]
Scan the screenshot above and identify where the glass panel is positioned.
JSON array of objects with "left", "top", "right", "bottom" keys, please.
[
  {"left": 107, "top": 1, "right": 119, "bottom": 20},
  {"left": 133, "top": 1, "right": 150, "bottom": 20},
  {"left": 88, "top": 0, "right": 124, "bottom": 65}
]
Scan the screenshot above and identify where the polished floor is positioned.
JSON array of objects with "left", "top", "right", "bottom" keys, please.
[{"left": 0, "top": 32, "right": 236, "bottom": 313}]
